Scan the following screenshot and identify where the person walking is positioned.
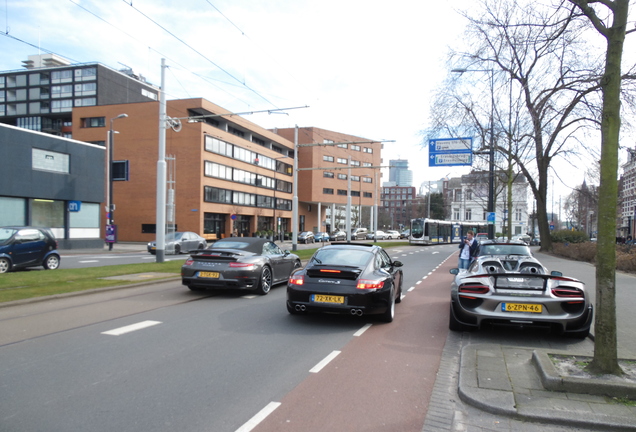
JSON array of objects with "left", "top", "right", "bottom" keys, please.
[{"left": 458, "top": 230, "right": 479, "bottom": 269}]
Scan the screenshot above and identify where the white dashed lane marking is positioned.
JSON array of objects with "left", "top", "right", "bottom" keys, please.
[{"left": 101, "top": 320, "right": 162, "bottom": 336}]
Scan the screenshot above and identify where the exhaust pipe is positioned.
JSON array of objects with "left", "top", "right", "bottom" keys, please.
[
  {"left": 350, "top": 309, "right": 363, "bottom": 316},
  {"left": 295, "top": 305, "right": 306, "bottom": 312}
]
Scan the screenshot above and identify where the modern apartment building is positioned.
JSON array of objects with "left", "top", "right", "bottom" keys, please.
[
  {"left": 0, "top": 54, "right": 158, "bottom": 138},
  {"left": 387, "top": 159, "right": 413, "bottom": 187},
  {"left": 272, "top": 127, "right": 382, "bottom": 233},
  {"left": 72, "top": 98, "right": 296, "bottom": 242}
]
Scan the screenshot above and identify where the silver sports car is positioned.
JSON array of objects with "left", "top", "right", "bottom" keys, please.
[{"left": 448, "top": 253, "right": 593, "bottom": 338}]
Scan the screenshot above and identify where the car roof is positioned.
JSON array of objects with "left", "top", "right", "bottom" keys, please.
[{"left": 209, "top": 237, "right": 271, "bottom": 253}]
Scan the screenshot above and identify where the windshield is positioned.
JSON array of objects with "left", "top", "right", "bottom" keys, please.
[
  {"left": 0, "top": 228, "right": 18, "bottom": 243},
  {"left": 312, "top": 248, "right": 373, "bottom": 267},
  {"left": 411, "top": 220, "right": 424, "bottom": 239},
  {"left": 480, "top": 244, "right": 531, "bottom": 256}
]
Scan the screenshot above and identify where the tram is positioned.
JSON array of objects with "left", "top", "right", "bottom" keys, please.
[{"left": 409, "top": 218, "right": 487, "bottom": 245}]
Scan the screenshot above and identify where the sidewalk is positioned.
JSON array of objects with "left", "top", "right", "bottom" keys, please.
[{"left": 458, "top": 343, "right": 636, "bottom": 431}]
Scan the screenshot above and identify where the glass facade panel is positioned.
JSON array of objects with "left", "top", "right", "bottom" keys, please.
[
  {"left": 31, "top": 199, "right": 64, "bottom": 228},
  {"left": 0, "top": 197, "right": 26, "bottom": 226},
  {"left": 69, "top": 203, "right": 100, "bottom": 228}
]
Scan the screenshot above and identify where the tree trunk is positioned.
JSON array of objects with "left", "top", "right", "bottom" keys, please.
[{"left": 572, "top": 0, "right": 630, "bottom": 376}]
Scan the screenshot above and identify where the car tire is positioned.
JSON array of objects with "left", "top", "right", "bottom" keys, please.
[
  {"left": 0, "top": 257, "right": 11, "bottom": 274},
  {"left": 175, "top": 244, "right": 181, "bottom": 254},
  {"left": 395, "top": 277, "right": 403, "bottom": 304},
  {"left": 449, "top": 305, "right": 472, "bottom": 332},
  {"left": 566, "top": 327, "right": 590, "bottom": 339},
  {"left": 379, "top": 289, "right": 395, "bottom": 323},
  {"left": 293, "top": 260, "right": 302, "bottom": 270},
  {"left": 256, "top": 266, "right": 272, "bottom": 295},
  {"left": 197, "top": 243, "right": 205, "bottom": 250},
  {"left": 43, "top": 254, "right": 60, "bottom": 270}
]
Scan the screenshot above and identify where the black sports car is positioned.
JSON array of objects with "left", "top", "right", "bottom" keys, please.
[
  {"left": 181, "top": 237, "right": 301, "bottom": 295},
  {"left": 287, "top": 243, "right": 403, "bottom": 322},
  {"left": 449, "top": 252, "right": 593, "bottom": 338}
]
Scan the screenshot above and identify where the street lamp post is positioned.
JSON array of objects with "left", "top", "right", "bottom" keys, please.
[
  {"left": 106, "top": 113, "right": 128, "bottom": 251},
  {"left": 452, "top": 68, "right": 496, "bottom": 240}
]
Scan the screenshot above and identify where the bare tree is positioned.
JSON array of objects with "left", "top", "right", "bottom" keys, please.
[
  {"left": 569, "top": 0, "right": 633, "bottom": 375},
  {"left": 429, "top": 0, "right": 609, "bottom": 252}
]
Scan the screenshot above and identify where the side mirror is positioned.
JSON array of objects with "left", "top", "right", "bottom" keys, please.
[
  {"left": 550, "top": 270, "right": 563, "bottom": 277},
  {"left": 450, "top": 268, "right": 459, "bottom": 275},
  {"left": 392, "top": 260, "right": 403, "bottom": 267},
  {"left": 283, "top": 250, "right": 291, "bottom": 256}
]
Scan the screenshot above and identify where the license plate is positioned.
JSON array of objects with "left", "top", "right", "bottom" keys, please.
[
  {"left": 199, "top": 271, "right": 220, "bottom": 278},
  {"left": 312, "top": 294, "right": 345, "bottom": 304},
  {"left": 502, "top": 303, "right": 542, "bottom": 313}
]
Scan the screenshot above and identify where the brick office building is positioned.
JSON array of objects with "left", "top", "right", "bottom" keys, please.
[
  {"left": 73, "top": 98, "right": 295, "bottom": 242},
  {"left": 273, "top": 127, "right": 382, "bottom": 234}
]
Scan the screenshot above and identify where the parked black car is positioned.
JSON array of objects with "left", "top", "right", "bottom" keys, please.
[
  {"left": 181, "top": 237, "right": 301, "bottom": 295},
  {"left": 287, "top": 243, "right": 403, "bottom": 322},
  {"left": 329, "top": 230, "right": 347, "bottom": 241},
  {"left": 0, "top": 226, "right": 60, "bottom": 273}
]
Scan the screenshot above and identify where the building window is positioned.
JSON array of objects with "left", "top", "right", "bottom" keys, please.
[
  {"left": 323, "top": 172, "right": 334, "bottom": 178},
  {"left": 32, "top": 148, "right": 69, "bottom": 174},
  {"left": 515, "top": 208, "right": 522, "bottom": 221},
  {"left": 323, "top": 155, "right": 334, "bottom": 162},
  {"left": 364, "top": 147, "right": 373, "bottom": 153},
  {"left": 337, "top": 174, "right": 347, "bottom": 180},
  {"left": 337, "top": 143, "right": 347, "bottom": 148},
  {"left": 204, "top": 186, "right": 233, "bottom": 204},
  {"left": 81, "top": 117, "right": 105, "bottom": 128},
  {"left": 112, "top": 161, "right": 129, "bottom": 181},
  {"left": 337, "top": 158, "right": 348, "bottom": 164},
  {"left": 75, "top": 67, "right": 97, "bottom": 81},
  {"left": 75, "top": 98, "right": 96, "bottom": 107},
  {"left": 323, "top": 188, "right": 334, "bottom": 194},
  {"left": 465, "top": 209, "right": 472, "bottom": 220},
  {"left": 228, "top": 126, "right": 245, "bottom": 138},
  {"left": 337, "top": 189, "right": 348, "bottom": 196},
  {"left": 351, "top": 145, "right": 360, "bottom": 151},
  {"left": 51, "top": 99, "right": 72, "bottom": 112},
  {"left": 454, "top": 208, "right": 460, "bottom": 220},
  {"left": 51, "top": 70, "right": 73, "bottom": 83}
]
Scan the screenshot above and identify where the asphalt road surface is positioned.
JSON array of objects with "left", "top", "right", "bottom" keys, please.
[{"left": 0, "top": 244, "right": 456, "bottom": 432}]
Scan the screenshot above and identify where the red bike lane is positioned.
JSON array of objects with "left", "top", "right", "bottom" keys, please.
[{"left": 253, "top": 254, "right": 456, "bottom": 432}]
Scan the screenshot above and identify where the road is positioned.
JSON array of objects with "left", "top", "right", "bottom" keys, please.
[
  {"left": 0, "top": 243, "right": 454, "bottom": 432},
  {"left": 3, "top": 244, "right": 634, "bottom": 432}
]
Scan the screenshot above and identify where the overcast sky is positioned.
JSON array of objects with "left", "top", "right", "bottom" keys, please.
[
  {"left": 2, "top": 0, "right": 477, "bottom": 190},
  {"left": 2, "top": 0, "right": 631, "bottom": 211}
]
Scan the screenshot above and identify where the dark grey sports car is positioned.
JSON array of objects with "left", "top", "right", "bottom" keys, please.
[
  {"left": 287, "top": 243, "right": 403, "bottom": 322},
  {"left": 449, "top": 252, "right": 593, "bottom": 338},
  {"left": 181, "top": 237, "right": 301, "bottom": 295}
]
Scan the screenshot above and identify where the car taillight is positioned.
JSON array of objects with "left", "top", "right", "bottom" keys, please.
[
  {"left": 356, "top": 279, "right": 384, "bottom": 289},
  {"left": 289, "top": 274, "right": 304, "bottom": 285},
  {"left": 184, "top": 258, "right": 194, "bottom": 266},
  {"left": 459, "top": 285, "right": 490, "bottom": 294},
  {"left": 229, "top": 262, "right": 255, "bottom": 268},
  {"left": 552, "top": 287, "right": 584, "bottom": 298},
  {"left": 320, "top": 269, "right": 341, "bottom": 273}
]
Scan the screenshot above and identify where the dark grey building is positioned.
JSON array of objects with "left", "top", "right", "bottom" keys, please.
[
  {"left": 0, "top": 123, "right": 105, "bottom": 249},
  {"left": 0, "top": 53, "right": 158, "bottom": 138}
]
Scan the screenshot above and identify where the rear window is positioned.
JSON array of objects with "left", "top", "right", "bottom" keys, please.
[{"left": 313, "top": 248, "right": 373, "bottom": 267}]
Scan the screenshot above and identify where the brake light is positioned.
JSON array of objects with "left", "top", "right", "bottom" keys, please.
[
  {"left": 229, "top": 262, "right": 255, "bottom": 268},
  {"left": 459, "top": 285, "right": 490, "bottom": 294},
  {"left": 289, "top": 274, "right": 304, "bottom": 285},
  {"left": 356, "top": 279, "right": 385, "bottom": 289},
  {"left": 552, "top": 287, "right": 583, "bottom": 297},
  {"left": 320, "top": 269, "right": 341, "bottom": 273},
  {"left": 184, "top": 258, "right": 194, "bottom": 266}
]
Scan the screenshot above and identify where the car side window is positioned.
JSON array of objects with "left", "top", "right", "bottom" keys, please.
[
  {"left": 262, "top": 242, "right": 282, "bottom": 256},
  {"left": 16, "top": 229, "right": 41, "bottom": 243},
  {"left": 377, "top": 250, "right": 391, "bottom": 269}
]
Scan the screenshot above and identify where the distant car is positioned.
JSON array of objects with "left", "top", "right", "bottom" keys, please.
[
  {"left": 385, "top": 230, "right": 400, "bottom": 239},
  {"left": 366, "top": 230, "right": 387, "bottom": 240},
  {"left": 477, "top": 240, "right": 533, "bottom": 260},
  {"left": 530, "top": 236, "right": 541, "bottom": 246},
  {"left": 148, "top": 231, "right": 207, "bottom": 255},
  {"left": 329, "top": 230, "right": 347, "bottom": 241},
  {"left": 314, "top": 232, "right": 330, "bottom": 242},
  {"left": 449, "top": 251, "right": 593, "bottom": 338},
  {"left": 400, "top": 229, "right": 410, "bottom": 239},
  {"left": 0, "top": 226, "right": 60, "bottom": 273},
  {"left": 475, "top": 233, "right": 489, "bottom": 244},
  {"left": 298, "top": 231, "right": 315, "bottom": 244},
  {"left": 181, "top": 237, "right": 301, "bottom": 295},
  {"left": 287, "top": 242, "right": 403, "bottom": 322},
  {"left": 351, "top": 228, "right": 368, "bottom": 240},
  {"left": 512, "top": 235, "right": 531, "bottom": 245}
]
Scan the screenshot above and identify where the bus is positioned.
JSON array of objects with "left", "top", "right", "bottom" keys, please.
[{"left": 409, "top": 218, "right": 487, "bottom": 245}]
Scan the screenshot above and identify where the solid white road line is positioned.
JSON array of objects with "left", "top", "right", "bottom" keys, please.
[
  {"left": 310, "top": 350, "right": 341, "bottom": 373},
  {"left": 354, "top": 323, "right": 372, "bottom": 337},
  {"left": 101, "top": 320, "right": 162, "bottom": 336},
  {"left": 79, "top": 260, "right": 99, "bottom": 263},
  {"left": 235, "top": 402, "right": 281, "bottom": 432}
]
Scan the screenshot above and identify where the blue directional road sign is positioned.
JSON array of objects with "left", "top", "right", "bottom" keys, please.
[
  {"left": 487, "top": 212, "right": 496, "bottom": 224},
  {"left": 428, "top": 137, "right": 473, "bottom": 167}
]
